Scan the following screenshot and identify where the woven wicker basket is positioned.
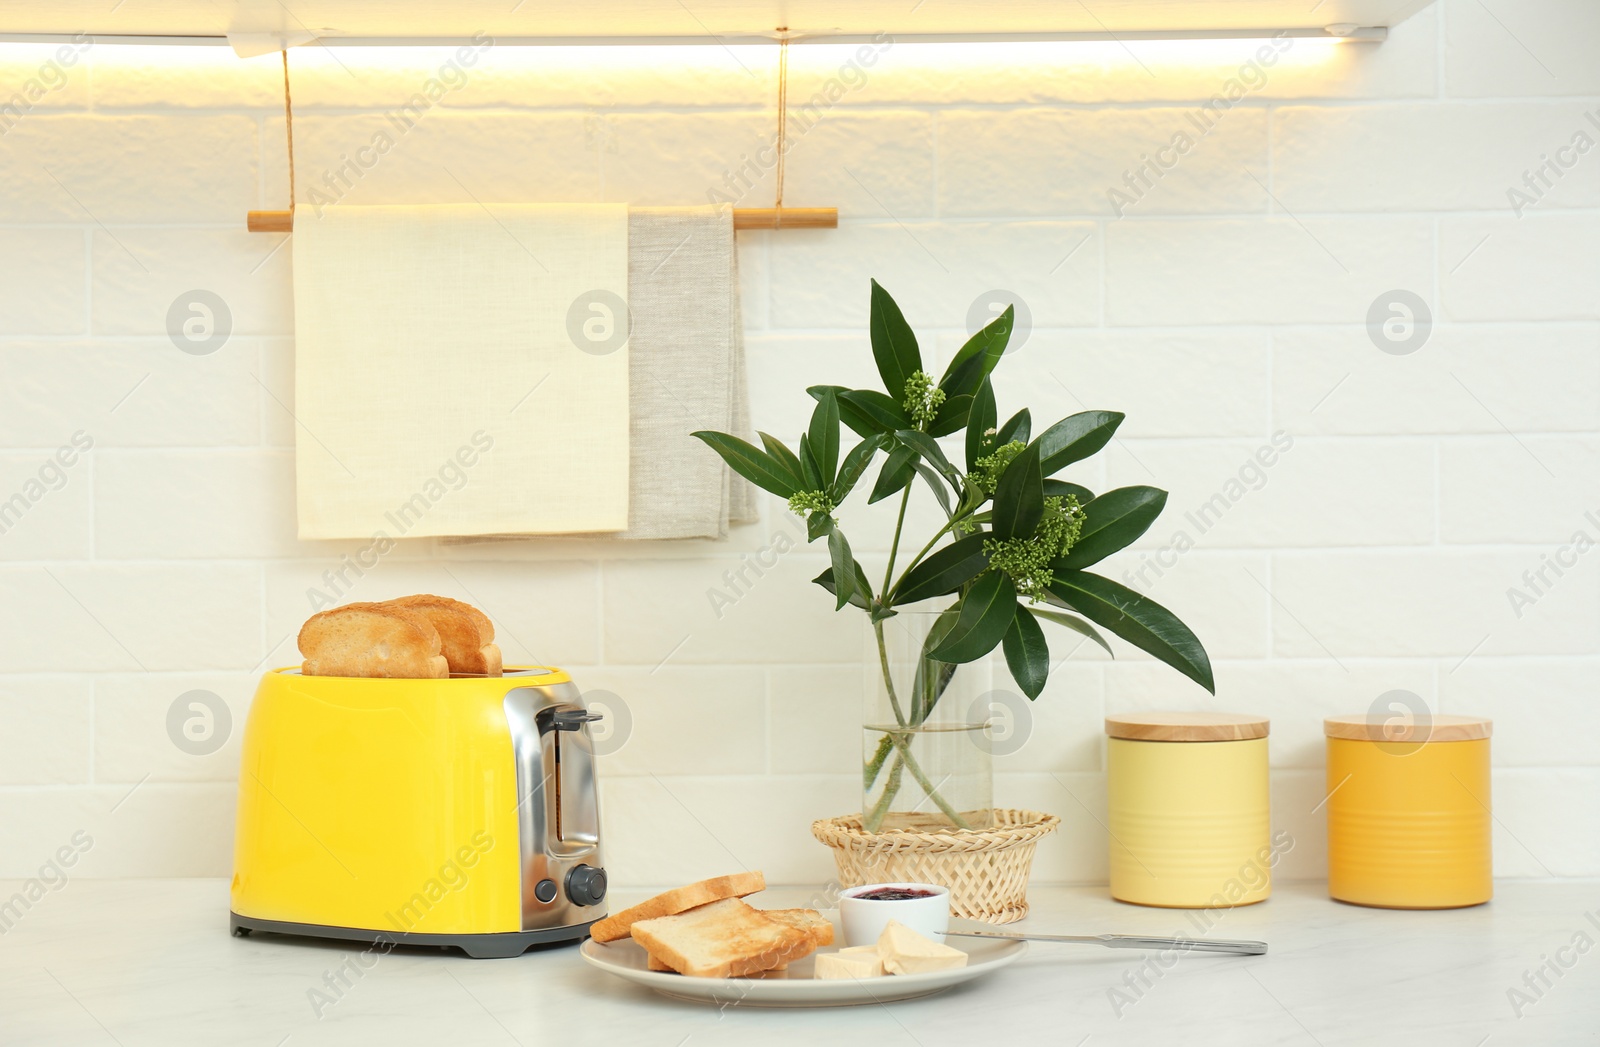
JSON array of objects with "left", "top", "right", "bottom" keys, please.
[{"left": 811, "top": 808, "right": 1060, "bottom": 924}]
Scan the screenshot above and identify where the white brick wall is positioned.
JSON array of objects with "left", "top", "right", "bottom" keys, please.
[{"left": 1, "top": 0, "right": 1597, "bottom": 885}]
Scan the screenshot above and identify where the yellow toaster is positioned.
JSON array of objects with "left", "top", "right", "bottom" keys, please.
[{"left": 230, "top": 667, "right": 607, "bottom": 958}]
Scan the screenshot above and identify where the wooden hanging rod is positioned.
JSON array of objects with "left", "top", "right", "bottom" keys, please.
[{"left": 246, "top": 206, "right": 837, "bottom": 233}]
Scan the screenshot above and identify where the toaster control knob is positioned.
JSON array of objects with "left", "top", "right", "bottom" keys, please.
[
  {"left": 533, "top": 878, "right": 558, "bottom": 904},
  {"left": 566, "top": 864, "right": 607, "bottom": 907}
]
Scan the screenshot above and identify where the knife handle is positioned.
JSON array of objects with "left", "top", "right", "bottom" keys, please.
[{"left": 1095, "top": 934, "right": 1266, "bottom": 956}]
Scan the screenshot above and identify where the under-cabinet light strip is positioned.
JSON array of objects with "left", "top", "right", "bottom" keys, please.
[{"left": 0, "top": 26, "right": 1386, "bottom": 48}]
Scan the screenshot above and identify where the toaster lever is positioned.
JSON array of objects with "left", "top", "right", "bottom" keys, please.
[{"left": 543, "top": 708, "right": 603, "bottom": 733}]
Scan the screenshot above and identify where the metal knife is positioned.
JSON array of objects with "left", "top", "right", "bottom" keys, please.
[{"left": 945, "top": 930, "right": 1267, "bottom": 956}]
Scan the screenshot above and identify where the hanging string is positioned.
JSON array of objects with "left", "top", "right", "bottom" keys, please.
[
  {"left": 281, "top": 49, "right": 296, "bottom": 212},
  {"left": 773, "top": 28, "right": 789, "bottom": 217}
]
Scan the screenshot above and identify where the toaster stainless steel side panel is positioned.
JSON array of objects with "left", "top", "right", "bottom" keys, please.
[{"left": 504, "top": 684, "right": 606, "bottom": 932}]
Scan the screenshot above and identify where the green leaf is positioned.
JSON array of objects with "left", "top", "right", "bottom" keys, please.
[
  {"left": 1002, "top": 603, "right": 1050, "bottom": 700},
  {"left": 996, "top": 408, "right": 1032, "bottom": 447},
  {"left": 1046, "top": 571, "right": 1214, "bottom": 693},
  {"left": 809, "top": 390, "right": 841, "bottom": 485},
  {"left": 868, "top": 445, "right": 917, "bottom": 504},
  {"left": 838, "top": 390, "right": 913, "bottom": 435},
  {"left": 808, "top": 385, "right": 871, "bottom": 438},
  {"left": 911, "top": 462, "right": 954, "bottom": 519},
  {"left": 812, "top": 564, "right": 873, "bottom": 612},
  {"left": 1043, "top": 479, "right": 1095, "bottom": 504},
  {"left": 991, "top": 440, "right": 1044, "bottom": 541},
  {"left": 910, "top": 606, "right": 960, "bottom": 724},
  {"left": 1029, "top": 607, "right": 1114, "bottom": 657},
  {"left": 894, "top": 430, "right": 961, "bottom": 488},
  {"left": 798, "top": 432, "right": 822, "bottom": 491},
  {"left": 1055, "top": 486, "right": 1168, "bottom": 571},
  {"left": 869, "top": 279, "right": 922, "bottom": 401},
  {"left": 806, "top": 510, "right": 832, "bottom": 542},
  {"left": 939, "top": 305, "right": 1013, "bottom": 397},
  {"left": 894, "top": 533, "right": 990, "bottom": 605},
  {"left": 827, "top": 527, "right": 855, "bottom": 610},
  {"left": 930, "top": 571, "right": 1017, "bottom": 664},
  {"left": 1034, "top": 411, "right": 1125, "bottom": 477},
  {"left": 832, "top": 434, "right": 885, "bottom": 503},
  {"left": 927, "top": 393, "right": 973, "bottom": 438},
  {"left": 758, "top": 432, "right": 805, "bottom": 491},
  {"left": 810, "top": 386, "right": 913, "bottom": 438},
  {"left": 691, "top": 432, "right": 799, "bottom": 498},
  {"left": 965, "top": 376, "right": 997, "bottom": 472}
]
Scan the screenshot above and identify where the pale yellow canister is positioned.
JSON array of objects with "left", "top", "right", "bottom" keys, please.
[
  {"left": 1324, "top": 714, "right": 1493, "bottom": 909},
  {"left": 1105, "top": 713, "right": 1275, "bottom": 909}
]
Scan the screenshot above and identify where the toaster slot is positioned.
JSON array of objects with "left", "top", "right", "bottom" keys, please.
[{"left": 538, "top": 705, "right": 602, "bottom": 856}]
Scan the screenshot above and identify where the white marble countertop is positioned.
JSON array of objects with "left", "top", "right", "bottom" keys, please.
[{"left": 1, "top": 879, "right": 1596, "bottom": 1045}]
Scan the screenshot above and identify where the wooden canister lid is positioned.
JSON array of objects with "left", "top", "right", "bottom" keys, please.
[
  {"left": 1324, "top": 714, "right": 1491, "bottom": 743},
  {"left": 1105, "top": 712, "right": 1269, "bottom": 742}
]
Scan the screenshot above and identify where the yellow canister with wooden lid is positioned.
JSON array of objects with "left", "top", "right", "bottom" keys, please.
[
  {"left": 1105, "top": 713, "right": 1273, "bottom": 909},
  {"left": 1324, "top": 715, "right": 1493, "bottom": 909}
]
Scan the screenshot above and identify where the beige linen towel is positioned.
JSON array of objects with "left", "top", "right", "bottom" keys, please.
[
  {"left": 620, "top": 206, "right": 756, "bottom": 538},
  {"left": 446, "top": 205, "right": 755, "bottom": 542},
  {"left": 292, "top": 203, "right": 631, "bottom": 539}
]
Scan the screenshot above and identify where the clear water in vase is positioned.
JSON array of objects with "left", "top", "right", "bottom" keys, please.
[{"left": 863, "top": 610, "right": 994, "bottom": 833}]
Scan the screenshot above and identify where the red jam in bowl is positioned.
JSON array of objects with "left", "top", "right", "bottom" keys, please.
[{"left": 852, "top": 887, "right": 938, "bottom": 901}]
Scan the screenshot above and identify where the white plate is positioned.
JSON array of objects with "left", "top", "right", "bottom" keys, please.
[{"left": 579, "top": 916, "right": 1026, "bottom": 1007}]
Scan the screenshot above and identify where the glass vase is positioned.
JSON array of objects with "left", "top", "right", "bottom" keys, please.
[{"left": 862, "top": 609, "right": 994, "bottom": 833}]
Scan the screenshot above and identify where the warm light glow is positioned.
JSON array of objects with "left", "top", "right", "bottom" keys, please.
[
  {"left": 868, "top": 36, "right": 1347, "bottom": 81},
  {"left": 0, "top": 34, "right": 1353, "bottom": 113}
]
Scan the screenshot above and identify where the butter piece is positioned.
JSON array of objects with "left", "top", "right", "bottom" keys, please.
[
  {"left": 814, "top": 947, "right": 887, "bottom": 980},
  {"left": 838, "top": 945, "right": 884, "bottom": 962},
  {"left": 877, "top": 920, "right": 968, "bottom": 975}
]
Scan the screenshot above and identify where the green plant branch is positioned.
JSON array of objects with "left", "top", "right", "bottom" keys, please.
[
  {"left": 873, "top": 617, "right": 910, "bottom": 729},
  {"left": 880, "top": 482, "right": 914, "bottom": 597},
  {"left": 863, "top": 754, "right": 904, "bottom": 833},
  {"left": 699, "top": 282, "right": 1218, "bottom": 835},
  {"left": 884, "top": 513, "right": 964, "bottom": 606},
  {"left": 886, "top": 730, "right": 971, "bottom": 829},
  {"left": 869, "top": 615, "right": 973, "bottom": 831},
  {"left": 863, "top": 733, "right": 894, "bottom": 789},
  {"left": 864, "top": 726, "right": 972, "bottom": 831}
]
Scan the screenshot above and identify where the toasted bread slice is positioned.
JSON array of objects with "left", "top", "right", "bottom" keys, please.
[
  {"left": 763, "top": 908, "right": 834, "bottom": 947},
  {"left": 589, "top": 870, "right": 766, "bottom": 943},
  {"left": 631, "top": 899, "right": 812, "bottom": 979},
  {"left": 647, "top": 950, "right": 791, "bottom": 974},
  {"left": 383, "top": 594, "right": 501, "bottom": 677},
  {"left": 643, "top": 907, "right": 824, "bottom": 975},
  {"left": 298, "top": 603, "right": 448, "bottom": 679}
]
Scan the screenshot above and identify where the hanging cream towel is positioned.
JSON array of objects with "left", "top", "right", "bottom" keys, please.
[
  {"left": 444, "top": 205, "right": 755, "bottom": 542},
  {"left": 292, "top": 203, "right": 631, "bottom": 539}
]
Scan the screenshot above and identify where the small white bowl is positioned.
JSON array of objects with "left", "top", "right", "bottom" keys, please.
[{"left": 838, "top": 882, "right": 951, "bottom": 947}]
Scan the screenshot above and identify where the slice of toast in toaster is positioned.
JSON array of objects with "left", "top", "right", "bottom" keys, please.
[
  {"left": 631, "top": 899, "right": 814, "bottom": 979},
  {"left": 589, "top": 870, "right": 767, "bottom": 943},
  {"left": 382, "top": 594, "right": 502, "bottom": 677},
  {"left": 298, "top": 603, "right": 449, "bottom": 679}
]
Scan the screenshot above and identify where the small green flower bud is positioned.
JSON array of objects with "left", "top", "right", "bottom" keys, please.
[
  {"left": 982, "top": 495, "right": 1085, "bottom": 599},
  {"left": 970, "top": 440, "right": 1026, "bottom": 495},
  {"left": 901, "top": 370, "right": 946, "bottom": 428},
  {"left": 787, "top": 490, "right": 837, "bottom": 517}
]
